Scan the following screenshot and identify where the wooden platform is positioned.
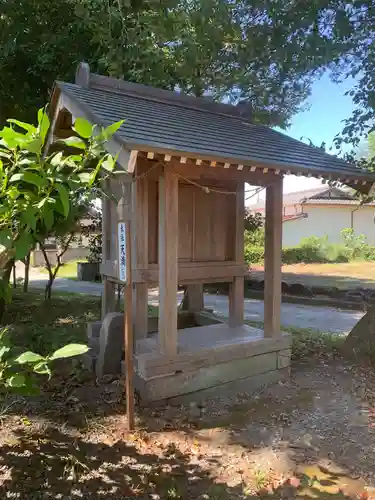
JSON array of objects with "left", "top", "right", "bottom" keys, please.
[{"left": 134, "top": 324, "right": 292, "bottom": 403}]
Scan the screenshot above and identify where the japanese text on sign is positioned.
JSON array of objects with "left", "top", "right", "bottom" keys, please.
[{"left": 117, "top": 222, "right": 126, "bottom": 282}]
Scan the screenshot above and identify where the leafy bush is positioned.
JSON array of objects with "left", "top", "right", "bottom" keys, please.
[
  {"left": 282, "top": 245, "right": 326, "bottom": 264},
  {"left": 244, "top": 228, "right": 264, "bottom": 246},
  {"left": 244, "top": 230, "right": 375, "bottom": 266},
  {"left": 244, "top": 210, "right": 263, "bottom": 233},
  {"left": 87, "top": 233, "right": 102, "bottom": 263},
  {"left": 244, "top": 245, "right": 264, "bottom": 264},
  {"left": 362, "top": 246, "right": 375, "bottom": 261},
  {"left": 0, "top": 327, "right": 89, "bottom": 396},
  {"left": 341, "top": 228, "right": 368, "bottom": 260}
]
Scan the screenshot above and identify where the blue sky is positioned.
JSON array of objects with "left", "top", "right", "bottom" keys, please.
[{"left": 279, "top": 72, "right": 356, "bottom": 193}]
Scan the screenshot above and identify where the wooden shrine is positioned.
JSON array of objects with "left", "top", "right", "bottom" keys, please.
[{"left": 47, "top": 63, "right": 375, "bottom": 403}]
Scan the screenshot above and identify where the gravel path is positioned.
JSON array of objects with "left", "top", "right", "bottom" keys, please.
[{"left": 26, "top": 270, "right": 363, "bottom": 334}]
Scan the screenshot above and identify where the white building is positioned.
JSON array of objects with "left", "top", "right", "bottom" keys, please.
[{"left": 250, "top": 186, "right": 375, "bottom": 247}]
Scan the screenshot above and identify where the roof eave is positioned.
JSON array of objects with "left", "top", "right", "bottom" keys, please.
[{"left": 124, "top": 141, "right": 375, "bottom": 187}]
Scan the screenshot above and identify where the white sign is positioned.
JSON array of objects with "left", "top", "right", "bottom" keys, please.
[{"left": 117, "top": 222, "right": 127, "bottom": 282}]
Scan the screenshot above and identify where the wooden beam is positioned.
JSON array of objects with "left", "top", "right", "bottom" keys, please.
[
  {"left": 133, "top": 176, "right": 149, "bottom": 339},
  {"left": 171, "top": 162, "right": 278, "bottom": 186},
  {"left": 228, "top": 183, "right": 245, "bottom": 327},
  {"left": 128, "top": 150, "right": 138, "bottom": 173},
  {"left": 158, "top": 167, "right": 179, "bottom": 356},
  {"left": 44, "top": 94, "right": 63, "bottom": 153},
  {"left": 134, "top": 262, "right": 245, "bottom": 285},
  {"left": 264, "top": 176, "right": 283, "bottom": 337}
]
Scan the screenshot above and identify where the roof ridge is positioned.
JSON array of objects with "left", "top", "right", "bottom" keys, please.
[{"left": 89, "top": 73, "right": 253, "bottom": 122}]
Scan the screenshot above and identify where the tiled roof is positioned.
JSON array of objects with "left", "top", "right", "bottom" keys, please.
[
  {"left": 54, "top": 75, "right": 375, "bottom": 183},
  {"left": 303, "top": 198, "right": 375, "bottom": 206},
  {"left": 249, "top": 186, "right": 354, "bottom": 211},
  {"left": 283, "top": 213, "right": 308, "bottom": 222}
]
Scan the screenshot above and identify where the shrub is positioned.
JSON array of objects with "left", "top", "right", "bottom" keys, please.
[
  {"left": 244, "top": 228, "right": 264, "bottom": 246},
  {"left": 362, "top": 246, "right": 375, "bottom": 261},
  {"left": 244, "top": 230, "right": 375, "bottom": 266},
  {"left": 244, "top": 245, "right": 264, "bottom": 264},
  {"left": 341, "top": 228, "right": 368, "bottom": 259},
  {"left": 282, "top": 245, "right": 325, "bottom": 264}
]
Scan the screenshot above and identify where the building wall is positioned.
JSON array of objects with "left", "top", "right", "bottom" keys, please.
[
  {"left": 31, "top": 247, "right": 89, "bottom": 267},
  {"left": 282, "top": 205, "right": 375, "bottom": 247}
]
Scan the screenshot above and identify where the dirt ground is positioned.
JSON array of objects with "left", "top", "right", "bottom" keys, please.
[
  {"left": 252, "top": 262, "right": 375, "bottom": 291},
  {"left": 1, "top": 359, "right": 375, "bottom": 499}
]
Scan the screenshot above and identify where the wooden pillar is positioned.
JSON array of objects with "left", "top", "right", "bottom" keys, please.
[
  {"left": 158, "top": 166, "right": 178, "bottom": 356},
  {"left": 228, "top": 182, "right": 245, "bottom": 327},
  {"left": 264, "top": 177, "right": 283, "bottom": 337},
  {"left": 133, "top": 176, "right": 149, "bottom": 339},
  {"left": 101, "top": 180, "right": 116, "bottom": 319}
]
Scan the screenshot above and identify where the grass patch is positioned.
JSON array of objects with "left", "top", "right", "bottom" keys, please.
[
  {"left": 1, "top": 289, "right": 101, "bottom": 355},
  {"left": 1, "top": 289, "right": 159, "bottom": 356},
  {"left": 245, "top": 320, "right": 345, "bottom": 359}
]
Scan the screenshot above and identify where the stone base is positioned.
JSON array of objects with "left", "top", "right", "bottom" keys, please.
[
  {"left": 135, "top": 366, "right": 290, "bottom": 407},
  {"left": 134, "top": 329, "right": 292, "bottom": 405}
]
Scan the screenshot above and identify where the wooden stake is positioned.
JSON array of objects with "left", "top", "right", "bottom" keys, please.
[{"left": 124, "top": 220, "right": 135, "bottom": 430}]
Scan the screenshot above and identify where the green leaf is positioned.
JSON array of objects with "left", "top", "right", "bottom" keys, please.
[
  {"left": 15, "top": 232, "right": 32, "bottom": 260},
  {"left": 49, "top": 343, "right": 89, "bottom": 360},
  {"left": 60, "top": 137, "right": 87, "bottom": 150},
  {"left": 42, "top": 206, "right": 54, "bottom": 230},
  {"left": 38, "top": 108, "right": 50, "bottom": 143},
  {"left": 10, "top": 172, "right": 46, "bottom": 188},
  {"left": 21, "top": 210, "right": 37, "bottom": 231},
  {"left": 101, "top": 155, "right": 115, "bottom": 172},
  {"left": 7, "top": 119, "right": 36, "bottom": 133},
  {"left": 7, "top": 374, "right": 26, "bottom": 388},
  {"left": 73, "top": 118, "right": 93, "bottom": 139},
  {"left": 78, "top": 172, "right": 91, "bottom": 184},
  {"left": 24, "top": 138, "right": 42, "bottom": 154},
  {"left": 0, "top": 127, "right": 28, "bottom": 149},
  {"left": 50, "top": 151, "right": 63, "bottom": 166},
  {"left": 55, "top": 184, "right": 70, "bottom": 217},
  {"left": 0, "top": 345, "right": 10, "bottom": 361},
  {"left": 102, "top": 120, "right": 124, "bottom": 139},
  {"left": 15, "top": 351, "right": 44, "bottom": 364},
  {"left": 0, "top": 228, "right": 12, "bottom": 248},
  {"left": 33, "top": 361, "right": 52, "bottom": 378}
]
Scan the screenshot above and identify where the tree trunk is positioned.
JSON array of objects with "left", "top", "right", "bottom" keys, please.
[
  {"left": 23, "top": 253, "right": 30, "bottom": 293},
  {"left": 44, "top": 265, "right": 61, "bottom": 300},
  {"left": 342, "top": 305, "right": 375, "bottom": 359},
  {"left": 45, "top": 280, "right": 53, "bottom": 300},
  {"left": 0, "top": 258, "right": 15, "bottom": 321}
]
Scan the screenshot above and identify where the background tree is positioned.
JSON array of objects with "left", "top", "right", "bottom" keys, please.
[{"left": 1, "top": 0, "right": 372, "bottom": 129}]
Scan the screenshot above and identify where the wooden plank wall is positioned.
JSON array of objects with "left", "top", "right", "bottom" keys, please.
[{"left": 147, "top": 181, "right": 236, "bottom": 265}]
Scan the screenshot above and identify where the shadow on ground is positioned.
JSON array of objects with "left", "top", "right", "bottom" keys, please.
[{"left": 0, "top": 426, "right": 360, "bottom": 499}]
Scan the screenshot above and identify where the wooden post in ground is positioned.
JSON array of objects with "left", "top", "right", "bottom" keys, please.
[
  {"left": 158, "top": 166, "right": 179, "bottom": 356},
  {"left": 228, "top": 182, "right": 245, "bottom": 327},
  {"left": 264, "top": 176, "right": 283, "bottom": 337},
  {"left": 133, "top": 176, "right": 149, "bottom": 339},
  {"left": 117, "top": 195, "right": 135, "bottom": 430},
  {"left": 124, "top": 221, "right": 134, "bottom": 430}
]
